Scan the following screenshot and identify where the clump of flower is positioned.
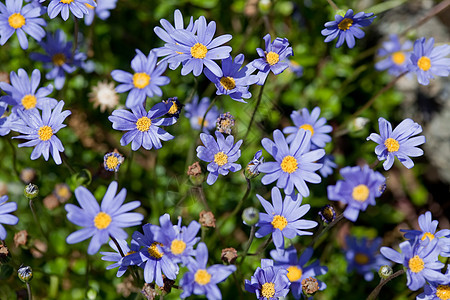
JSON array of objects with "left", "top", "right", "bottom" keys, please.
[
  {"left": 196, "top": 131, "right": 242, "bottom": 185},
  {"left": 89, "top": 80, "right": 119, "bottom": 112},
  {"left": 375, "top": 34, "right": 413, "bottom": 76},
  {"left": 367, "top": 117, "right": 425, "bottom": 171},
  {"left": 408, "top": 37, "right": 450, "bottom": 86},
  {"left": 180, "top": 242, "right": 236, "bottom": 299},
  {"left": 259, "top": 129, "right": 324, "bottom": 197},
  {"left": 255, "top": 187, "right": 317, "bottom": 251},
  {"left": 327, "top": 165, "right": 385, "bottom": 222},
  {"left": 65, "top": 181, "right": 144, "bottom": 255},
  {"left": 111, "top": 49, "right": 170, "bottom": 108},
  {"left": 321, "top": 9, "right": 375, "bottom": 48},
  {"left": 250, "top": 33, "right": 293, "bottom": 85},
  {"left": 216, "top": 112, "right": 235, "bottom": 135}
]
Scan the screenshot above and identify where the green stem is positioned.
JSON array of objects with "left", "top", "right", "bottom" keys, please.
[
  {"left": 199, "top": 96, "right": 218, "bottom": 133},
  {"left": 6, "top": 138, "right": 20, "bottom": 181},
  {"left": 26, "top": 282, "right": 33, "bottom": 300},
  {"left": 244, "top": 83, "right": 265, "bottom": 141},
  {"left": 218, "top": 179, "right": 251, "bottom": 227},
  {"left": 239, "top": 225, "right": 256, "bottom": 265},
  {"left": 308, "top": 214, "right": 344, "bottom": 249},
  {"left": 72, "top": 17, "right": 79, "bottom": 60},
  {"left": 61, "top": 153, "right": 76, "bottom": 175},
  {"left": 367, "top": 269, "right": 405, "bottom": 300},
  {"left": 28, "top": 199, "right": 47, "bottom": 242}
]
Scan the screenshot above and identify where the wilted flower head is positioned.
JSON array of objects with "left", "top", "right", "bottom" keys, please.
[
  {"left": 104, "top": 150, "right": 125, "bottom": 172},
  {"left": 216, "top": 112, "right": 235, "bottom": 135},
  {"left": 89, "top": 81, "right": 119, "bottom": 112}
]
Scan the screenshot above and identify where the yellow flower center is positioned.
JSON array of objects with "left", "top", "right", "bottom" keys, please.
[
  {"left": 338, "top": 18, "right": 353, "bottom": 31},
  {"left": 93, "top": 212, "right": 111, "bottom": 229},
  {"left": 21, "top": 95, "right": 37, "bottom": 110},
  {"left": 148, "top": 242, "right": 163, "bottom": 259},
  {"left": 197, "top": 117, "right": 208, "bottom": 127},
  {"left": 384, "top": 138, "right": 400, "bottom": 152},
  {"left": 436, "top": 285, "right": 450, "bottom": 300},
  {"left": 280, "top": 155, "right": 298, "bottom": 174},
  {"left": 38, "top": 125, "right": 53, "bottom": 141},
  {"left": 214, "top": 151, "right": 228, "bottom": 166},
  {"left": 271, "top": 215, "right": 288, "bottom": 230},
  {"left": 417, "top": 56, "right": 431, "bottom": 71},
  {"left": 170, "top": 239, "right": 186, "bottom": 255},
  {"left": 352, "top": 184, "right": 370, "bottom": 202},
  {"left": 421, "top": 232, "right": 435, "bottom": 241},
  {"left": 168, "top": 103, "right": 178, "bottom": 115},
  {"left": 8, "top": 13, "right": 25, "bottom": 29},
  {"left": 286, "top": 266, "right": 302, "bottom": 282},
  {"left": 299, "top": 124, "right": 314, "bottom": 136},
  {"left": 392, "top": 51, "right": 406, "bottom": 65},
  {"left": 106, "top": 156, "right": 119, "bottom": 170},
  {"left": 220, "top": 77, "right": 236, "bottom": 90},
  {"left": 408, "top": 255, "right": 424, "bottom": 273},
  {"left": 132, "top": 72, "right": 150, "bottom": 89},
  {"left": 354, "top": 253, "right": 370, "bottom": 265},
  {"left": 266, "top": 51, "right": 279, "bottom": 66},
  {"left": 52, "top": 53, "right": 66, "bottom": 67},
  {"left": 194, "top": 269, "right": 211, "bottom": 285},
  {"left": 190, "top": 43, "right": 208, "bottom": 59},
  {"left": 261, "top": 282, "right": 275, "bottom": 298},
  {"left": 136, "top": 116, "right": 151, "bottom": 132},
  {"left": 60, "top": 0, "right": 74, "bottom": 3}
]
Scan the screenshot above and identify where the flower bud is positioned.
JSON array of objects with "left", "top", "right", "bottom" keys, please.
[
  {"left": 318, "top": 205, "right": 336, "bottom": 224},
  {"left": 244, "top": 150, "right": 264, "bottom": 180},
  {"left": 103, "top": 150, "right": 124, "bottom": 173},
  {"left": 216, "top": 112, "right": 235, "bottom": 135},
  {"left": 302, "top": 277, "right": 319, "bottom": 295},
  {"left": 187, "top": 162, "right": 204, "bottom": 186},
  {"left": 199, "top": 211, "right": 216, "bottom": 228},
  {"left": 378, "top": 265, "right": 393, "bottom": 279},
  {"left": 242, "top": 207, "right": 259, "bottom": 226},
  {"left": 350, "top": 117, "right": 370, "bottom": 132},
  {"left": 0, "top": 244, "right": 11, "bottom": 264},
  {"left": 18, "top": 266, "right": 33, "bottom": 283},
  {"left": 24, "top": 183, "right": 39, "bottom": 199}
]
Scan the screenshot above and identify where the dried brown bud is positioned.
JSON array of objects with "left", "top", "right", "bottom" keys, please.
[
  {"left": 43, "top": 194, "right": 60, "bottom": 210},
  {"left": 199, "top": 210, "right": 216, "bottom": 228},
  {"left": 141, "top": 283, "right": 158, "bottom": 300},
  {"left": 187, "top": 162, "right": 202, "bottom": 176},
  {"left": 0, "top": 244, "right": 10, "bottom": 263},
  {"left": 221, "top": 247, "right": 238, "bottom": 264},
  {"left": 301, "top": 277, "right": 319, "bottom": 295},
  {"left": 14, "top": 230, "right": 28, "bottom": 247},
  {"left": 0, "top": 71, "right": 10, "bottom": 84},
  {"left": 0, "top": 182, "right": 8, "bottom": 197},
  {"left": 20, "top": 168, "right": 36, "bottom": 184}
]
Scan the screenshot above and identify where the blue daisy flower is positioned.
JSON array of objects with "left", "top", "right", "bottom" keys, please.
[
  {"left": 258, "top": 129, "right": 325, "bottom": 197},
  {"left": 0, "top": 68, "right": 56, "bottom": 111},
  {"left": 283, "top": 107, "right": 333, "bottom": 148},
  {"left": 30, "top": 29, "right": 86, "bottom": 90},
  {"left": 318, "top": 154, "right": 337, "bottom": 178},
  {"left": 65, "top": 181, "right": 144, "bottom": 255},
  {"left": 0, "top": 0, "right": 46, "bottom": 49},
  {"left": 47, "top": 0, "right": 96, "bottom": 21},
  {"left": 111, "top": 49, "right": 170, "bottom": 108},
  {"left": 367, "top": 117, "right": 426, "bottom": 171},
  {"left": 321, "top": 9, "right": 375, "bottom": 48},
  {"left": 250, "top": 33, "right": 293, "bottom": 85},
  {"left": 408, "top": 37, "right": 450, "bottom": 86},
  {"left": 84, "top": 0, "right": 117, "bottom": 26},
  {"left": 122, "top": 222, "right": 179, "bottom": 286},
  {"left": 375, "top": 34, "right": 413, "bottom": 76},
  {"left": 153, "top": 9, "right": 197, "bottom": 70},
  {"left": 169, "top": 15, "right": 232, "bottom": 77},
  {"left": 9, "top": 100, "right": 70, "bottom": 165},
  {"left": 417, "top": 269, "right": 450, "bottom": 300},
  {"left": 401, "top": 211, "right": 450, "bottom": 257},
  {"left": 344, "top": 236, "right": 390, "bottom": 281},
  {"left": 204, "top": 53, "right": 259, "bottom": 103},
  {"left": 245, "top": 259, "right": 291, "bottom": 300},
  {"left": 255, "top": 187, "right": 317, "bottom": 250},
  {"left": 184, "top": 95, "right": 220, "bottom": 132},
  {"left": 0, "top": 195, "right": 19, "bottom": 240},
  {"left": 381, "top": 238, "right": 446, "bottom": 291},
  {"left": 155, "top": 214, "right": 200, "bottom": 265},
  {"left": 196, "top": 131, "right": 243, "bottom": 185},
  {"left": 108, "top": 102, "right": 177, "bottom": 151},
  {"left": 100, "top": 239, "right": 141, "bottom": 277},
  {"left": 327, "top": 165, "right": 385, "bottom": 222},
  {"left": 180, "top": 242, "right": 236, "bottom": 300},
  {"left": 270, "top": 246, "right": 328, "bottom": 299}
]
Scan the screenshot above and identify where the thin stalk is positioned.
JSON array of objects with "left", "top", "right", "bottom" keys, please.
[
  {"left": 28, "top": 199, "right": 47, "bottom": 242},
  {"left": 126, "top": 150, "right": 134, "bottom": 177},
  {"left": 367, "top": 269, "right": 405, "bottom": 300},
  {"left": 199, "top": 96, "right": 218, "bottom": 133},
  {"left": 26, "top": 282, "right": 32, "bottom": 300},
  {"left": 196, "top": 185, "right": 210, "bottom": 211},
  {"left": 72, "top": 17, "right": 79, "bottom": 60},
  {"left": 6, "top": 138, "right": 20, "bottom": 181},
  {"left": 61, "top": 153, "right": 76, "bottom": 175},
  {"left": 244, "top": 83, "right": 265, "bottom": 141},
  {"left": 239, "top": 225, "right": 256, "bottom": 265},
  {"left": 370, "top": 159, "right": 380, "bottom": 169},
  {"left": 308, "top": 214, "right": 344, "bottom": 249},
  {"left": 248, "top": 236, "right": 272, "bottom": 257},
  {"left": 218, "top": 179, "right": 251, "bottom": 227},
  {"left": 326, "top": 0, "right": 339, "bottom": 10}
]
